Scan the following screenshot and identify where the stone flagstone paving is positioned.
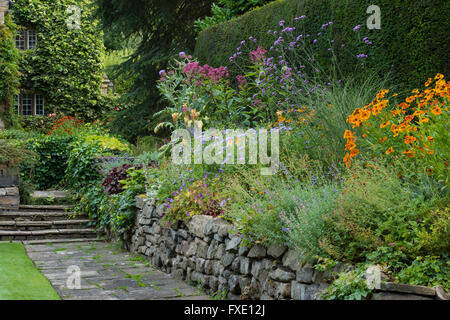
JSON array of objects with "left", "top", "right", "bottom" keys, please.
[{"left": 24, "top": 241, "right": 210, "bottom": 300}]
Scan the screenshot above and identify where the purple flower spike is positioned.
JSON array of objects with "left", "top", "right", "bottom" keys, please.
[{"left": 353, "top": 25, "right": 361, "bottom": 31}]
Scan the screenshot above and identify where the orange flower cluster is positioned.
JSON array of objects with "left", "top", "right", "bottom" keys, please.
[
  {"left": 48, "top": 116, "right": 85, "bottom": 136},
  {"left": 343, "top": 74, "right": 449, "bottom": 167},
  {"left": 343, "top": 130, "right": 358, "bottom": 167},
  {"left": 270, "top": 107, "right": 314, "bottom": 128}
]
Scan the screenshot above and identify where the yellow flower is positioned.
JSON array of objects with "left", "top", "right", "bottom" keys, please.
[
  {"left": 386, "top": 147, "right": 395, "bottom": 155},
  {"left": 431, "top": 106, "right": 442, "bottom": 115},
  {"left": 425, "top": 78, "right": 432, "bottom": 87},
  {"left": 404, "top": 135, "right": 417, "bottom": 145},
  {"left": 380, "top": 121, "right": 390, "bottom": 128},
  {"left": 172, "top": 112, "right": 179, "bottom": 123},
  {"left": 403, "top": 149, "right": 415, "bottom": 158}
]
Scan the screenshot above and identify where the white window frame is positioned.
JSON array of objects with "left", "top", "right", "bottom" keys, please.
[
  {"left": 35, "top": 94, "right": 45, "bottom": 115},
  {"left": 22, "top": 94, "right": 33, "bottom": 116},
  {"left": 27, "top": 30, "right": 37, "bottom": 49},
  {"left": 15, "top": 30, "right": 25, "bottom": 50}
]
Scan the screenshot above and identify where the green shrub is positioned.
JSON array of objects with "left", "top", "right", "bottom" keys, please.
[
  {"left": 396, "top": 256, "right": 450, "bottom": 291},
  {"left": 322, "top": 266, "right": 372, "bottom": 300},
  {"left": 22, "top": 135, "right": 74, "bottom": 189},
  {"left": 323, "top": 161, "right": 431, "bottom": 262},
  {"left": 195, "top": 0, "right": 450, "bottom": 89},
  {"left": 417, "top": 206, "right": 450, "bottom": 255}
]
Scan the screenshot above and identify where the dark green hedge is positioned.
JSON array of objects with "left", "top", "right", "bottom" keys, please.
[{"left": 195, "top": 0, "right": 450, "bottom": 89}]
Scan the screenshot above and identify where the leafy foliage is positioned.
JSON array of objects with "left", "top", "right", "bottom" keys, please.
[
  {"left": 95, "top": 0, "right": 215, "bottom": 126},
  {"left": 102, "top": 164, "right": 135, "bottom": 195},
  {"left": 11, "top": 0, "right": 109, "bottom": 120},
  {"left": 0, "top": 14, "right": 20, "bottom": 127},
  {"left": 194, "top": 0, "right": 272, "bottom": 33}
]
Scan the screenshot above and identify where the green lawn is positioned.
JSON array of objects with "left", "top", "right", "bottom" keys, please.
[{"left": 0, "top": 243, "right": 60, "bottom": 300}]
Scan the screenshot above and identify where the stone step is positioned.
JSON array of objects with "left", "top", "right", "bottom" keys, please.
[
  {"left": 0, "top": 211, "right": 88, "bottom": 221},
  {"left": 0, "top": 228, "right": 97, "bottom": 241},
  {"left": 0, "top": 219, "right": 92, "bottom": 231},
  {"left": 22, "top": 238, "right": 101, "bottom": 245},
  {"left": 18, "top": 204, "right": 75, "bottom": 211}
]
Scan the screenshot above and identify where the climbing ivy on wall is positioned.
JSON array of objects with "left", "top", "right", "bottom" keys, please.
[
  {"left": 11, "top": 0, "right": 110, "bottom": 121},
  {"left": 0, "top": 14, "right": 20, "bottom": 127}
]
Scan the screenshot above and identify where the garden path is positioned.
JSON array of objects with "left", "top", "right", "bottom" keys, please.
[{"left": 24, "top": 240, "right": 210, "bottom": 300}]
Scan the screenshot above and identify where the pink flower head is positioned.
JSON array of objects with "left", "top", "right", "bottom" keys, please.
[
  {"left": 159, "top": 70, "right": 167, "bottom": 77},
  {"left": 249, "top": 46, "right": 267, "bottom": 63}
]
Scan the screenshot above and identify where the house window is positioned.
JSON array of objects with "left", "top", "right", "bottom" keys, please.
[
  {"left": 27, "top": 30, "right": 37, "bottom": 49},
  {"left": 15, "top": 29, "right": 37, "bottom": 50},
  {"left": 35, "top": 94, "right": 45, "bottom": 115},
  {"left": 22, "top": 94, "right": 33, "bottom": 116},
  {"left": 15, "top": 30, "right": 25, "bottom": 50},
  {"left": 16, "top": 93, "right": 45, "bottom": 116}
]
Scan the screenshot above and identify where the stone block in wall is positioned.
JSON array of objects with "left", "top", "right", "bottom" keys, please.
[
  {"left": 231, "top": 257, "right": 240, "bottom": 273},
  {"left": 204, "top": 260, "right": 215, "bottom": 275},
  {"left": 195, "top": 258, "right": 206, "bottom": 273},
  {"left": 196, "top": 238, "right": 209, "bottom": 258},
  {"left": 209, "top": 276, "right": 219, "bottom": 292},
  {"left": 238, "top": 243, "right": 250, "bottom": 256},
  {"left": 188, "top": 215, "right": 213, "bottom": 238},
  {"left": 282, "top": 249, "right": 302, "bottom": 271},
  {"left": 226, "top": 236, "right": 242, "bottom": 253},
  {"left": 229, "top": 275, "right": 240, "bottom": 294},
  {"left": 291, "top": 282, "right": 322, "bottom": 300},
  {"left": 155, "top": 203, "right": 167, "bottom": 217},
  {"left": 239, "top": 257, "right": 251, "bottom": 275},
  {"left": 249, "top": 278, "right": 261, "bottom": 300},
  {"left": 178, "top": 229, "right": 189, "bottom": 239},
  {"left": 296, "top": 264, "right": 314, "bottom": 284},
  {"left": 218, "top": 223, "right": 235, "bottom": 238},
  {"left": 218, "top": 276, "right": 229, "bottom": 290},
  {"left": 267, "top": 244, "right": 288, "bottom": 259},
  {"left": 172, "top": 268, "right": 185, "bottom": 280},
  {"left": 200, "top": 274, "right": 210, "bottom": 289},
  {"left": 204, "top": 217, "right": 230, "bottom": 236},
  {"left": 239, "top": 276, "right": 251, "bottom": 295},
  {"left": 135, "top": 196, "right": 146, "bottom": 210},
  {"left": 269, "top": 268, "right": 296, "bottom": 283},
  {"left": 265, "top": 280, "right": 291, "bottom": 299},
  {"left": 215, "top": 243, "right": 226, "bottom": 260},
  {"left": 207, "top": 240, "right": 218, "bottom": 259},
  {"left": 185, "top": 241, "right": 197, "bottom": 257},
  {"left": 247, "top": 245, "right": 267, "bottom": 259},
  {"left": 213, "top": 261, "right": 224, "bottom": 277}
]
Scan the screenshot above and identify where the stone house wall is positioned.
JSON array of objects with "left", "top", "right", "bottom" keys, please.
[
  {"left": 0, "top": 0, "right": 8, "bottom": 25},
  {"left": 129, "top": 197, "right": 448, "bottom": 300}
]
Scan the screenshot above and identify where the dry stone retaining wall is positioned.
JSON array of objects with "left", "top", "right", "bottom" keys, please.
[{"left": 129, "top": 197, "right": 448, "bottom": 300}]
